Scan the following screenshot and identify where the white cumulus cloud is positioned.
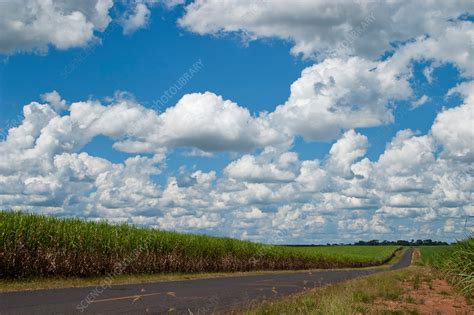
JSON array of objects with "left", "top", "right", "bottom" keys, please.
[{"left": 179, "top": 0, "right": 473, "bottom": 60}]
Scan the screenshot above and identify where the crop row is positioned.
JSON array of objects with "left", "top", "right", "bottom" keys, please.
[
  {"left": 420, "top": 237, "right": 474, "bottom": 297},
  {"left": 0, "top": 211, "right": 398, "bottom": 278}
]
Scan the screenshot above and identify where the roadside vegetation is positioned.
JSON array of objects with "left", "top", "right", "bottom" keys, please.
[
  {"left": 246, "top": 267, "right": 411, "bottom": 314},
  {"left": 419, "top": 236, "right": 474, "bottom": 297},
  {"left": 0, "top": 211, "right": 399, "bottom": 279},
  {"left": 247, "top": 237, "right": 474, "bottom": 314},
  {"left": 245, "top": 266, "right": 473, "bottom": 314}
]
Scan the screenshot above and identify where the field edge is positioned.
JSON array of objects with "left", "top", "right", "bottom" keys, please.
[{"left": 0, "top": 248, "right": 406, "bottom": 293}]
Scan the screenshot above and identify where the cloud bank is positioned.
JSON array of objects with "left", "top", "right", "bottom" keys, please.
[
  {"left": 0, "top": 0, "right": 184, "bottom": 54},
  {"left": 1, "top": 80, "right": 472, "bottom": 242},
  {"left": 0, "top": 0, "right": 473, "bottom": 243}
]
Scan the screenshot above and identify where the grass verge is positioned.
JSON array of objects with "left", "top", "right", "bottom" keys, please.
[
  {"left": 244, "top": 266, "right": 473, "bottom": 314},
  {"left": 0, "top": 270, "right": 288, "bottom": 293},
  {"left": 419, "top": 237, "right": 474, "bottom": 298}
]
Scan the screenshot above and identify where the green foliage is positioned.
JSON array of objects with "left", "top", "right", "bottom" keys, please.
[
  {"left": 246, "top": 268, "right": 414, "bottom": 315},
  {"left": 420, "top": 237, "right": 474, "bottom": 297},
  {"left": 0, "top": 211, "right": 399, "bottom": 278},
  {"left": 444, "top": 237, "right": 474, "bottom": 297},
  {"left": 419, "top": 246, "right": 452, "bottom": 268}
]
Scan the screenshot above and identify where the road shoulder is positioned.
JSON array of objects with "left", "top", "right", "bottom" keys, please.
[{"left": 243, "top": 265, "right": 473, "bottom": 314}]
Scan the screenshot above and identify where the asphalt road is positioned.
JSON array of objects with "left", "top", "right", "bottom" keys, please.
[{"left": 0, "top": 249, "right": 413, "bottom": 314}]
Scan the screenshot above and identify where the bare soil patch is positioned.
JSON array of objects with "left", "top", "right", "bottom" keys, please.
[{"left": 374, "top": 269, "right": 473, "bottom": 314}]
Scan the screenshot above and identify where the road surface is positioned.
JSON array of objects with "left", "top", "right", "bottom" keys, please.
[{"left": 0, "top": 249, "right": 413, "bottom": 314}]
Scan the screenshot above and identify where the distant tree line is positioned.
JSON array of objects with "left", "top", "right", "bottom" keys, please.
[
  {"left": 282, "top": 239, "right": 449, "bottom": 247},
  {"left": 353, "top": 239, "right": 449, "bottom": 246}
]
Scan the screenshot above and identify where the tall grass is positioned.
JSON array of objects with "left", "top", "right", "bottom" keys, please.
[
  {"left": 444, "top": 237, "right": 474, "bottom": 297},
  {"left": 420, "top": 237, "right": 474, "bottom": 297},
  {"left": 0, "top": 211, "right": 398, "bottom": 279}
]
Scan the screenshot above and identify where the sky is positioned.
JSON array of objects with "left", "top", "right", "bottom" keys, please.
[{"left": 0, "top": 0, "right": 473, "bottom": 244}]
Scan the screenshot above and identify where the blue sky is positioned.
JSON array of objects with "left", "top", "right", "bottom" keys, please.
[
  {"left": 1, "top": 5, "right": 310, "bottom": 168},
  {"left": 0, "top": 6, "right": 461, "bottom": 171},
  {"left": 0, "top": 1, "right": 473, "bottom": 243}
]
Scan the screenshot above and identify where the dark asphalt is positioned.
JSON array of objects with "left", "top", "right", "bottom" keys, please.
[{"left": 0, "top": 249, "right": 413, "bottom": 314}]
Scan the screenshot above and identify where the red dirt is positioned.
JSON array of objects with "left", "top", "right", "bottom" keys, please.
[{"left": 374, "top": 275, "right": 473, "bottom": 314}]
